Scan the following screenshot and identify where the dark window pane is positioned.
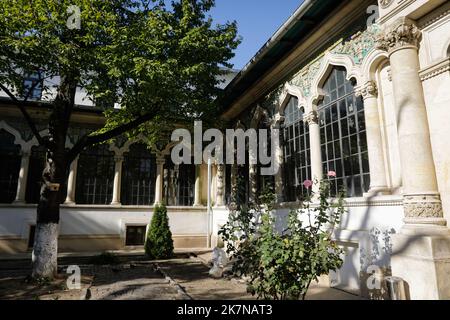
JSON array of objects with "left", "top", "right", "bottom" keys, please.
[{"left": 125, "top": 226, "right": 147, "bottom": 246}]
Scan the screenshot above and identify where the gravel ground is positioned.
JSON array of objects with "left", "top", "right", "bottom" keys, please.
[{"left": 0, "top": 253, "right": 361, "bottom": 300}]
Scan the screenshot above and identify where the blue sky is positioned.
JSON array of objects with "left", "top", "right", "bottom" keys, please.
[{"left": 209, "top": 0, "right": 304, "bottom": 70}]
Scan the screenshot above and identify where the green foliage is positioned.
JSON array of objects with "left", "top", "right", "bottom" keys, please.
[
  {"left": 0, "top": 0, "right": 240, "bottom": 138},
  {"left": 219, "top": 178, "right": 346, "bottom": 300},
  {"left": 145, "top": 204, "right": 174, "bottom": 260},
  {"left": 89, "top": 251, "right": 120, "bottom": 265}
]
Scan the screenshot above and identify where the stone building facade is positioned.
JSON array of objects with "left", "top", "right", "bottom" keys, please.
[{"left": 0, "top": 0, "right": 449, "bottom": 299}]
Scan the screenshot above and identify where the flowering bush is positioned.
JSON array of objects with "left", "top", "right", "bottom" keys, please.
[{"left": 219, "top": 173, "right": 345, "bottom": 300}]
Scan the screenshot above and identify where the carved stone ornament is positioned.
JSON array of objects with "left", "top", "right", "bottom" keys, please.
[
  {"left": 303, "top": 110, "right": 319, "bottom": 125},
  {"left": 379, "top": 0, "right": 394, "bottom": 9},
  {"left": 377, "top": 17, "right": 422, "bottom": 54},
  {"left": 355, "top": 81, "right": 378, "bottom": 99},
  {"left": 403, "top": 194, "right": 443, "bottom": 219}
]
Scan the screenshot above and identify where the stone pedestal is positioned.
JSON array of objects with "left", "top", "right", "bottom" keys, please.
[
  {"left": 391, "top": 232, "right": 450, "bottom": 300},
  {"left": 378, "top": 17, "right": 450, "bottom": 299}
]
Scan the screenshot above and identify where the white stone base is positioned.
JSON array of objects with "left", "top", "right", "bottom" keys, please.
[{"left": 391, "top": 231, "right": 450, "bottom": 300}]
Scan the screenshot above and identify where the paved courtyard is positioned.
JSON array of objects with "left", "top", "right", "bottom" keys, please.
[{"left": 0, "top": 252, "right": 360, "bottom": 300}]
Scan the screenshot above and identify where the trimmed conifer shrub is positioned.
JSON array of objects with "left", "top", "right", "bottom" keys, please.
[{"left": 145, "top": 204, "right": 174, "bottom": 260}]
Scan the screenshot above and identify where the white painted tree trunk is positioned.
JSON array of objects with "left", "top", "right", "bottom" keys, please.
[{"left": 32, "top": 222, "right": 59, "bottom": 279}]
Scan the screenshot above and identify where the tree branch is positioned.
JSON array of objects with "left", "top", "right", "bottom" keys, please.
[
  {"left": 0, "top": 83, "right": 47, "bottom": 146},
  {"left": 67, "top": 108, "right": 159, "bottom": 162}
]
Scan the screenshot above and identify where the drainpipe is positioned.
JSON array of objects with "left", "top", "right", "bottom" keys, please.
[{"left": 206, "top": 158, "right": 212, "bottom": 248}]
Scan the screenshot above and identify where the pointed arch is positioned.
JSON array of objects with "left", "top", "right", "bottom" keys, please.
[
  {"left": 309, "top": 52, "right": 363, "bottom": 107},
  {"left": 277, "top": 83, "right": 307, "bottom": 116},
  {"left": 0, "top": 120, "right": 25, "bottom": 148}
]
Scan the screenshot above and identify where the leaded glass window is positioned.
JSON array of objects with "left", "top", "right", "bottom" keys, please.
[
  {"left": 121, "top": 144, "right": 156, "bottom": 206},
  {"left": 178, "top": 163, "right": 195, "bottom": 206},
  {"left": 0, "top": 129, "right": 21, "bottom": 203},
  {"left": 318, "top": 67, "right": 370, "bottom": 197},
  {"left": 75, "top": 144, "right": 115, "bottom": 204},
  {"left": 282, "top": 96, "right": 311, "bottom": 202},
  {"left": 163, "top": 156, "right": 195, "bottom": 206}
]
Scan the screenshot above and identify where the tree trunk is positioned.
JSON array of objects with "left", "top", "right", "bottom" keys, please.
[
  {"left": 31, "top": 142, "right": 67, "bottom": 279},
  {"left": 31, "top": 74, "right": 77, "bottom": 279}
]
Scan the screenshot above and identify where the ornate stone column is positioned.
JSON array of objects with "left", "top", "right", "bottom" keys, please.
[
  {"left": 272, "top": 114, "right": 285, "bottom": 203},
  {"left": 64, "top": 156, "right": 79, "bottom": 205},
  {"left": 193, "top": 165, "right": 202, "bottom": 206},
  {"left": 304, "top": 110, "right": 322, "bottom": 194},
  {"left": 14, "top": 150, "right": 31, "bottom": 204},
  {"left": 154, "top": 156, "right": 165, "bottom": 205},
  {"left": 355, "top": 81, "right": 389, "bottom": 195},
  {"left": 378, "top": 17, "right": 445, "bottom": 229},
  {"left": 111, "top": 156, "right": 124, "bottom": 205},
  {"left": 377, "top": 17, "right": 450, "bottom": 300},
  {"left": 215, "top": 163, "right": 225, "bottom": 207}
]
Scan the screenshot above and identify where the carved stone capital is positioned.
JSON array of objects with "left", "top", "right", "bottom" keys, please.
[
  {"left": 303, "top": 111, "right": 319, "bottom": 125},
  {"left": 355, "top": 81, "right": 378, "bottom": 99},
  {"left": 377, "top": 17, "right": 422, "bottom": 54},
  {"left": 114, "top": 156, "right": 124, "bottom": 163},
  {"left": 403, "top": 193, "right": 446, "bottom": 226},
  {"left": 379, "top": 0, "right": 394, "bottom": 9},
  {"left": 271, "top": 114, "right": 285, "bottom": 129}
]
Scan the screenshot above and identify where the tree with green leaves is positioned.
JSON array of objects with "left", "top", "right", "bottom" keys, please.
[{"left": 0, "top": 0, "right": 239, "bottom": 279}]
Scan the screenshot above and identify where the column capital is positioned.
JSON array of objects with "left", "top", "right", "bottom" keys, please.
[
  {"left": 271, "top": 114, "right": 285, "bottom": 129},
  {"left": 355, "top": 81, "right": 378, "bottom": 99},
  {"left": 377, "top": 17, "right": 422, "bottom": 54},
  {"left": 156, "top": 157, "right": 166, "bottom": 166},
  {"left": 303, "top": 110, "right": 319, "bottom": 125},
  {"left": 114, "top": 156, "right": 124, "bottom": 163}
]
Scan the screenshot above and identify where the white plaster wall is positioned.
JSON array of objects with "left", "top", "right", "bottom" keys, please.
[
  {"left": 0, "top": 206, "right": 208, "bottom": 239},
  {"left": 273, "top": 199, "right": 405, "bottom": 294}
]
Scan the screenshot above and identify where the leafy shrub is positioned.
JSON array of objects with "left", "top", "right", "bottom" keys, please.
[
  {"left": 219, "top": 176, "right": 345, "bottom": 300},
  {"left": 145, "top": 204, "right": 174, "bottom": 260}
]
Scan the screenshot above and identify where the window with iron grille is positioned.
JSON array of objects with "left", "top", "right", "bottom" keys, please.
[
  {"left": 23, "top": 73, "right": 43, "bottom": 101},
  {"left": 75, "top": 144, "right": 115, "bottom": 204},
  {"left": 121, "top": 144, "right": 156, "bottom": 206},
  {"left": 125, "top": 225, "right": 147, "bottom": 246},
  {"left": 25, "top": 145, "right": 46, "bottom": 204},
  {"left": 177, "top": 163, "right": 195, "bottom": 206},
  {"left": 318, "top": 67, "right": 370, "bottom": 197},
  {"left": 282, "top": 97, "right": 311, "bottom": 202},
  {"left": 0, "top": 129, "right": 21, "bottom": 203}
]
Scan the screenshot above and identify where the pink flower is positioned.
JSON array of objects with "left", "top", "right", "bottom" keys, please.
[
  {"left": 303, "top": 180, "right": 313, "bottom": 189},
  {"left": 327, "top": 171, "right": 337, "bottom": 178}
]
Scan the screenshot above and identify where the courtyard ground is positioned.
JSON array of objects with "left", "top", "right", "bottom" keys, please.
[{"left": 0, "top": 251, "right": 361, "bottom": 300}]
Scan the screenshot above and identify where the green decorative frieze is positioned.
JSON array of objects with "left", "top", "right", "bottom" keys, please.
[{"left": 331, "top": 24, "right": 381, "bottom": 65}]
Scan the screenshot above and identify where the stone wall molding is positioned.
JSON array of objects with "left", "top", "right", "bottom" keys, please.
[{"left": 419, "top": 58, "right": 450, "bottom": 81}]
